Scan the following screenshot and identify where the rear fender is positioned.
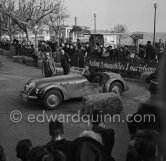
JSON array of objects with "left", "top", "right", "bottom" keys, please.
[{"left": 105, "top": 78, "right": 125, "bottom": 92}]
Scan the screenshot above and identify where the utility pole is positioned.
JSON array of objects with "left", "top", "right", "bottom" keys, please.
[
  {"left": 0, "top": 12, "right": 2, "bottom": 41},
  {"left": 74, "top": 16, "right": 77, "bottom": 26},
  {"left": 153, "top": 3, "right": 157, "bottom": 47},
  {"left": 94, "top": 13, "right": 96, "bottom": 33},
  {"left": 74, "top": 16, "right": 78, "bottom": 40}
]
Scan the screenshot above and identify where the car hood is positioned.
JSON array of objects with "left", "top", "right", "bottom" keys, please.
[
  {"left": 31, "top": 74, "right": 85, "bottom": 87},
  {"left": 104, "top": 72, "right": 121, "bottom": 79}
]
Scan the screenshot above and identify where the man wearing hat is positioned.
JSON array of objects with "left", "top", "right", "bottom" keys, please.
[
  {"left": 127, "top": 80, "right": 161, "bottom": 139},
  {"left": 42, "top": 52, "right": 56, "bottom": 77}
]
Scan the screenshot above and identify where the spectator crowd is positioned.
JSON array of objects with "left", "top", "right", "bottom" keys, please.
[
  {"left": 0, "top": 38, "right": 165, "bottom": 71},
  {"left": 0, "top": 38, "right": 165, "bottom": 79},
  {"left": 0, "top": 95, "right": 163, "bottom": 161}
]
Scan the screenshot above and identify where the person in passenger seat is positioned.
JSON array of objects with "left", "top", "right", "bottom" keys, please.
[{"left": 83, "top": 66, "right": 109, "bottom": 91}]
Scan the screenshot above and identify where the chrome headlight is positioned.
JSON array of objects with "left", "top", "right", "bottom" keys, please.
[
  {"left": 35, "top": 88, "right": 39, "bottom": 94},
  {"left": 25, "top": 81, "right": 35, "bottom": 93}
]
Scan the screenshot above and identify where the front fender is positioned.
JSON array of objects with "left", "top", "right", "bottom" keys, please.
[
  {"left": 39, "top": 84, "right": 67, "bottom": 100},
  {"left": 105, "top": 78, "right": 129, "bottom": 92}
]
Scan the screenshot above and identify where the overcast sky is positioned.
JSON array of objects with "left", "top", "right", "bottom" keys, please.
[{"left": 64, "top": 0, "right": 166, "bottom": 32}]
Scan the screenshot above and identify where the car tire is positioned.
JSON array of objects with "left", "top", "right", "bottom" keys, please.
[
  {"left": 44, "top": 90, "right": 62, "bottom": 110},
  {"left": 109, "top": 82, "right": 123, "bottom": 95}
]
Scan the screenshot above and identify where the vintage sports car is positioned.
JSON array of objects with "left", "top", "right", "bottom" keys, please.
[{"left": 20, "top": 67, "right": 129, "bottom": 110}]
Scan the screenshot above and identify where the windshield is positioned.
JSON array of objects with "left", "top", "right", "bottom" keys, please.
[{"left": 69, "top": 66, "right": 85, "bottom": 75}]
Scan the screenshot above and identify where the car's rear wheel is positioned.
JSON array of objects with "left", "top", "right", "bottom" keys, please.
[
  {"left": 44, "top": 90, "right": 62, "bottom": 110},
  {"left": 109, "top": 82, "right": 123, "bottom": 95}
]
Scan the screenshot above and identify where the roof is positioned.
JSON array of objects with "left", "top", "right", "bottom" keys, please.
[{"left": 91, "top": 33, "right": 123, "bottom": 35}]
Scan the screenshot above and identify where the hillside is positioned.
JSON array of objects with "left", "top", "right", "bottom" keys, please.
[{"left": 121, "top": 32, "right": 166, "bottom": 45}]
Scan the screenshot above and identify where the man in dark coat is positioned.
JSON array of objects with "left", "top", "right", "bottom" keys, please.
[
  {"left": 127, "top": 80, "right": 161, "bottom": 138},
  {"left": 0, "top": 145, "right": 6, "bottom": 161},
  {"left": 91, "top": 110, "right": 115, "bottom": 160},
  {"left": 68, "top": 45, "right": 74, "bottom": 59},
  {"left": 157, "top": 39, "right": 165, "bottom": 62},
  {"left": 29, "top": 44, "right": 38, "bottom": 67},
  {"left": 145, "top": 41, "right": 156, "bottom": 64},
  {"left": 84, "top": 43, "right": 91, "bottom": 64},
  {"left": 71, "top": 136, "right": 109, "bottom": 161},
  {"left": 61, "top": 50, "right": 70, "bottom": 75},
  {"left": 16, "top": 139, "right": 33, "bottom": 161},
  {"left": 42, "top": 52, "right": 56, "bottom": 77},
  {"left": 125, "top": 129, "right": 160, "bottom": 161},
  {"left": 76, "top": 49, "right": 85, "bottom": 68},
  {"left": 108, "top": 46, "right": 113, "bottom": 60},
  {"left": 79, "top": 110, "right": 115, "bottom": 161},
  {"left": 44, "top": 120, "right": 71, "bottom": 160},
  {"left": 46, "top": 44, "right": 52, "bottom": 57},
  {"left": 85, "top": 43, "right": 91, "bottom": 57},
  {"left": 64, "top": 44, "right": 70, "bottom": 55}
]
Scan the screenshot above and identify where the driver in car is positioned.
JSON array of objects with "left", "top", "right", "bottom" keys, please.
[{"left": 83, "top": 66, "right": 101, "bottom": 85}]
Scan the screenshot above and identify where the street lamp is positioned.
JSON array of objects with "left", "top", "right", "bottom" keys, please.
[
  {"left": 0, "top": 11, "right": 2, "bottom": 41},
  {"left": 153, "top": 2, "right": 157, "bottom": 47},
  {"left": 74, "top": 16, "right": 77, "bottom": 26}
]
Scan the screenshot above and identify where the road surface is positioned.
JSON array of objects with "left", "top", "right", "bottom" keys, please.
[{"left": 0, "top": 55, "right": 147, "bottom": 161}]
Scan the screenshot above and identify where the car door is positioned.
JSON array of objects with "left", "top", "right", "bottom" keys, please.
[
  {"left": 65, "top": 80, "right": 100, "bottom": 98},
  {"left": 63, "top": 80, "right": 88, "bottom": 98},
  {"left": 82, "top": 82, "right": 101, "bottom": 96}
]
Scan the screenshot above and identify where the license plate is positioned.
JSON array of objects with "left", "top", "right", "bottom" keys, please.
[{"left": 21, "top": 92, "right": 28, "bottom": 101}]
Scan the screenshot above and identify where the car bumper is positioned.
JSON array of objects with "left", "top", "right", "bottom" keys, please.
[{"left": 20, "top": 91, "right": 37, "bottom": 101}]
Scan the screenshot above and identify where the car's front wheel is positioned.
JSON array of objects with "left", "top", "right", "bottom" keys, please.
[
  {"left": 44, "top": 90, "right": 62, "bottom": 110},
  {"left": 109, "top": 82, "right": 123, "bottom": 95}
]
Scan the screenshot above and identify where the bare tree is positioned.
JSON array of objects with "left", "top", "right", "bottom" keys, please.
[
  {"left": 0, "top": 0, "right": 61, "bottom": 41},
  {"left": 0, "top": 1, "right": 21, "bottom": 42},
  {"left": 32, "top": 20, "right": 46, "bottom": 48},
  {"left": 111, "top": 24, "right": 128, "bottom": 46},
  {"left": 45, "top": 5, "right": 69, "bottom": 39}
]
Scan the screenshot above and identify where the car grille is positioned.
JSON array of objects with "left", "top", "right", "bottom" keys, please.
[{"left": 24, "top": 82, "right": 35, "bottom": 94}]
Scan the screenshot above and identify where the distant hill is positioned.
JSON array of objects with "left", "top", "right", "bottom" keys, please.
[
  {"left": 91, "top": 30, "right": 166, "bottom": 45},
  {"left": 91, "top": 30, "right": 112, "bottom": 34}
]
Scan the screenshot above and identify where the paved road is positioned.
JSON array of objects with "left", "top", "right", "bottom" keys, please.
[{"left": 0, "top": 55, "right": 147, "bottom": 161}]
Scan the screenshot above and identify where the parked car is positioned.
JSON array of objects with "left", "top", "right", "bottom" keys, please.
[
  {"left": 141, "top": 71, "right": 158, "bottom": 90},
  {"left": 89, "top": 33, "right": 117, "bottom": 48},
  {"left": 20, "top": 67, "right": 129, "bottom": 110}
]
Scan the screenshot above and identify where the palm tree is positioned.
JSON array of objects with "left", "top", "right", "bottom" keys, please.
[
  {"left": 70, "top": 25, "right": 83, "bottom": 40},
  {"left": 70, "top": 25, "right": 91, "bottom": 40}
]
